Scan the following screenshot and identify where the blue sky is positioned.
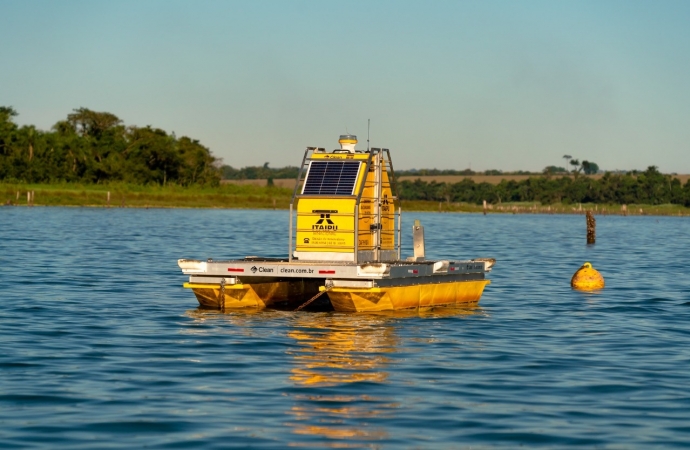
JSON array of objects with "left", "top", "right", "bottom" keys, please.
[{"left": 2, "top": 0, "right": 689, "bottom": 172}]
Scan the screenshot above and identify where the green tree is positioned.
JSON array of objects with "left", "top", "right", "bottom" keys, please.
[
  {"left": 176, "top": 136, "right": 220, "bottom": 186},
  {"left": 581, "top": 160, "right": 599, "bottom": 175},
  {"left": 0, "top": 107, "right": 19, "bottom": 179},
  {"left": 543, "top": 165, "right": 567, "bottom": 175},
  {"left": 67, "top": 108, "right": 122, "bottom": 138}
]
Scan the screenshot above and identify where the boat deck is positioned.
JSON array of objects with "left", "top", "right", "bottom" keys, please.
[{"left": 179, "top": 257, "right": 492, "bottom": 288}]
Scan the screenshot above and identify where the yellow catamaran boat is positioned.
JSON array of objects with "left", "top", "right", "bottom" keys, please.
[{"left": 178, "top": 135, "right": 494, "bottom": 312}]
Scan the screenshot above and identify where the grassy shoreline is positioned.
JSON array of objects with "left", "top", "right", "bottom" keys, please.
[
  {"left": 3, "top": 183, "right": 689, "bottom": 216},
  {"left": 2, "top": 182, "right": 293, "bottom": 209}
]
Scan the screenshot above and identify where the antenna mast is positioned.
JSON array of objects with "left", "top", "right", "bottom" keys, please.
[{"left": 367, "top": 119, "right": 370, "bottom": 151}]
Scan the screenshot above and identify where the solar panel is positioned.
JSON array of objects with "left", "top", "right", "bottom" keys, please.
[{"left": 302, "top": 161, "right": 361, "bottom": 195}]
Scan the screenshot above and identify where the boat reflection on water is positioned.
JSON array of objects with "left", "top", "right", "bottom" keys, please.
[
  {"left": 287, "top": 314, "right": 396, "bottom": 386},
  {"left": 183, "top": 305, "right": 483, "bottom": 446},
  {"left": 285, "top": 305, "right": 482, "bottom": 445},
  {"left": 183, "top": 307, "right": 268, "bottom": 339}
]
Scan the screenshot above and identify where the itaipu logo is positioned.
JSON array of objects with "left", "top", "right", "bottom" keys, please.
[{"left": 312, "top": 213, "right": 338, "bottom": 231}]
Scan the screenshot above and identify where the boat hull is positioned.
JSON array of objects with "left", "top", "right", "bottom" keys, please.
[
  {"left": 184, "top": 278, "right": 489, "bottom": 312},
  {"left": 185, "top": 279, "right": 321, "bottom": 309},
  {"left": 326, "top": 279, "right": 490, "bottom": 312}
]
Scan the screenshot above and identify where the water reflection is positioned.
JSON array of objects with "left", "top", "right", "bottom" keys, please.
[
  {"left": 288, "top": 393, "right": 394, "bottom": 445},
  {"left": 285, "top": 306, "right": 482, "bottom": 446},
  {"left": 183, "top": 306, "right": 483, "bottom": 446},
  {"left": 287, "top": 313, "right": 396, "bottom": 386},
  {"left": 183, "top": 307, "right": 268, "bottom": 338},
  {"left": 574, "top": 289, "right": 605, "bottom": 306},
  {"left": 185, "top": 307, "right": 264, "bottom": 322},
  {"left": 285, "top": 306, "right": 483, "bottom": 385}
]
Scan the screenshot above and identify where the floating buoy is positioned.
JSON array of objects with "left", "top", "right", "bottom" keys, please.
[{"left": 571, "top": 262, "right": 604, "bottom": 290}]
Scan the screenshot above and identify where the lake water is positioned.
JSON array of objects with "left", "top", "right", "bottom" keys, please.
[{"left": 1, "top": 207, "right": 689, "bottom": 448}]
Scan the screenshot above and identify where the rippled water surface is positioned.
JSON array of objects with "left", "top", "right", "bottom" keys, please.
[{"left": 1, "top": 207, "right": 690, "bottom": 448}]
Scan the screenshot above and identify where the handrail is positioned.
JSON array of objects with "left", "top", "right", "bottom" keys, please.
[
  {"left": 353, "top": 151, "right": 375, "bottom": 264},
  {"left": 289, "top": 148, "right": 312, "bottom": 261}
]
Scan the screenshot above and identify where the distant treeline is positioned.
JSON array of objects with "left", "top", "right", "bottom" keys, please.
[
  {"left": 5, "top": 108, "right": 685, "bottom": 208},
  {"left": 398, "top": 167, "right": 690, "bottom": 206},
  {"left": 0, "top": 107, "right": 220, "bottom": 185},
  {"left": 220, "top": 166, "right": 535, "bottom": 179},
  {"left": 220, "top": 162, "right": 690, "bottom": 207},
  {"left": 219, "top": 163, "right": 596, "bottom": 180},
  {"left": 221, "top": 163, "right": 299, "bottom": 180},
  {"left": 397, "top": 159, "right": 599, "bottom": 177},
  {"left": 396, "top": 168, "right": 534, "bottom": 176}
]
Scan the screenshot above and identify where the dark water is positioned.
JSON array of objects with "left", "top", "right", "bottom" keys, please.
[{"left": 1, "top": 207, "right": 689, "bottom": 448}]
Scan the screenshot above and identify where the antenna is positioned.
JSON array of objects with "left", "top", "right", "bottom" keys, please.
[{"left": 367, "top": 119, "right": 370, "bottom": 152}]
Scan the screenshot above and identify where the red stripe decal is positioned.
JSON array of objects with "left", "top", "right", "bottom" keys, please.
[
  {"left": 408, "top": 269, "right": 418, "bottom": 274},
  {"left": 227, "top": 268, "right": 244, "bottom": 273},
  {"left": 319, "top": 270, "right": 336, "bottom": 274}
]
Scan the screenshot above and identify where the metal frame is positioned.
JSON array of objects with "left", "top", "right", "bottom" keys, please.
[
  {"left": 288, "top": 148, "right": 312, "bottom": 262},
  {"left": 353, "top": 151, "right": 375, "bottom": 263},
  {"left": 183, "top": 258, "right": 489, "bottom": 281},
  {"left": 382, "top": 149, "right": 402, "bottom": 261},
  {"left": 375, "top": 149, "right": 382, "bottom": 262}
]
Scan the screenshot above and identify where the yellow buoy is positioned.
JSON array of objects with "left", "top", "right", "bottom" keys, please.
[{"left": 571, "top": 262, "right": 605, "bottom": 290}]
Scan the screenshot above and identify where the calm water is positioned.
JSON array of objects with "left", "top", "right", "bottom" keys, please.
[{"left": 1, "top": 207, "right": 689, "bottom": 448}]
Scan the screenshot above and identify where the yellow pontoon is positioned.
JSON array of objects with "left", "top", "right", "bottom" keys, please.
[{"left": 178, "top": 135, "right": 494, "bottom": 312}]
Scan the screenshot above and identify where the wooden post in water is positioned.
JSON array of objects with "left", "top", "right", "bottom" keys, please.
[
  {"left": 32, "top": 191, "right": 35, "bottom": 206},
  {"left": 483, "top": 200, "right": 487, "bottom": 215},
  {"left": 621, "top": 204, "right": 627, "bottom": 216},
  {"left": 586, "top": 210, "right": 596, "bottom": 244},
  {"left": 107, "top": 191, "right": 111, "bottom": 208},
  {"left": 27, "top": 191, "right": 31, "bottom": 206}
]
